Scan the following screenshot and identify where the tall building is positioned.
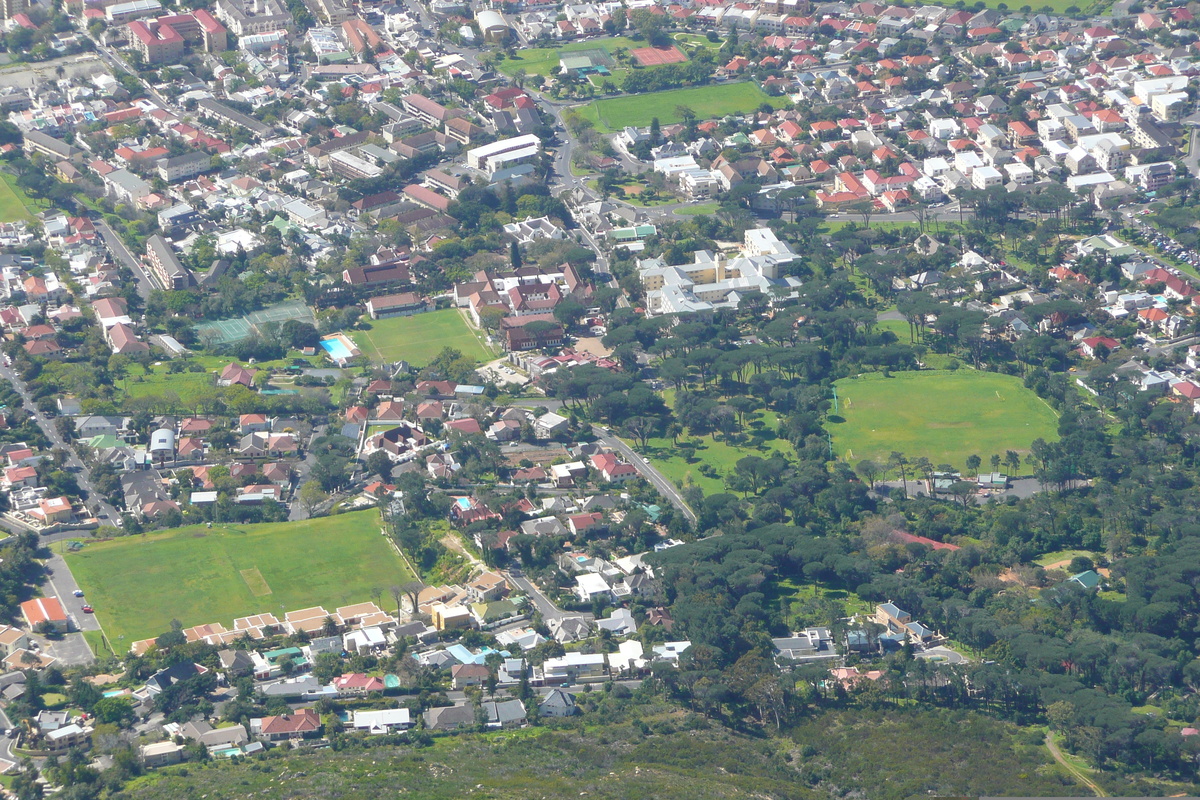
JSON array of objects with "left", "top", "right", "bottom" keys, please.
[{"left": 0, "top": 0, "right": 28, "bottom": 21}]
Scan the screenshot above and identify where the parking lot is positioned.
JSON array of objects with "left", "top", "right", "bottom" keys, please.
[
  {"left": 1125, "top": 208, "right": 1200, "bottom": 270},
  {"left": 479, "top": 358, "right": 530, "bottom": 388}
]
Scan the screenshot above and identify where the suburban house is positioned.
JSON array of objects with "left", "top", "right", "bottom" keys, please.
[
  {"left": 251, "top": 708, "right": 322, "bottom": 741},
  {"left": 20, "top": 597, "right": 69, "bottom": 632}
]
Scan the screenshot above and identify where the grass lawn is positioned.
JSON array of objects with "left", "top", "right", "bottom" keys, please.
[
  {"left": 64, "top": 510, "right": 414, "bottom": 644},
  {"left": 121, "top": 367, "right": 217, "bottom": 408},
  {"left": 829, "top": 370, "right": 1060, "bottom": 473},
  {"left": 1033, "top": 549, "right": 1098, "bottom": 567},
  {"left": 675, "top": 201, "right": 721, "bottom": 216},
  {"left": 497, "top": 36, "right": 649, "bottom": 78},
  {"left": 0, "top": 173, "right": 40, "bottom": 222},
  {"left": 578, "top": 83, "right": 789, "bottom": 132},
  {"left": 352, "top": 309, "right": 494, "bottom": 367},
  {"left": 634, "top": 392, "right": 792, "bottom": 495},
  {"left": 876, "top": 317, "right": 912, "bottom": 342},
  {"left": 769, "top": 578, "right": 873, "bottom": 629},
  {"left": 819, "top": 219, "right": 919, "bottom": 234}
]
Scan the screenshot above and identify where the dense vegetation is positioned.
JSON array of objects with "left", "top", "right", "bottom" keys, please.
[{"left": 116, "top": 705, "right": 1091, "bottom": 800}]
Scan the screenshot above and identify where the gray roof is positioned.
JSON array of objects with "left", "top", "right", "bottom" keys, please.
[{"left": 483, "top": 698, "right": 525, "bottom": 725}]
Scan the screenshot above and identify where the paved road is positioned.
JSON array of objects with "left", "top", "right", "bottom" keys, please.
[
  {"left": 916, "top": 645, "right": 969, "bottom": 665},
  {"left": 93, "top": 218, "right": 156, "bottom": 299},
  {"left": 506, "top": 573, "right": 580, "bottom": 622},
  {"left": 594, "top": 426, "right": 697, "bottom": 524},
  {"left": 38, "top": 553, "right": 96, "bottom": 665},
  {"left": 0, "top": 365, "right": 120, "bottom": 523},
  {"left": 287, "top": 425, "right": 326, "bottom": 521},
  {"left": 1186, "top": 126, "right": 1200, "bottom": 178},
  {"left": 0, "top": 706, "right": 14, "bottom": 762}
]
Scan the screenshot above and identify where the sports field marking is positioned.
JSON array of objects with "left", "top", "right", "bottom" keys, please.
[{"left": 240, "top": 567, "right": 272, "bottom": 596}]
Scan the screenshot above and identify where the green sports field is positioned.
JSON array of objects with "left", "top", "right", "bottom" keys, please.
[
  {"left": 0, "top": 173, "right": 39, "bottom": 222},
  {"left": 828, "top": 370, "right": 1060, "bottom": 472},
  {"left": 64, "top": 510, "right": 414, "bottom": 643},
  {"left": 498, "top": 36, "right": 647, "bottom": 78},
  {"left": 578, "top": 83, "right": 790, "bottom": 132},
  {"left": 352, "top": 309, "right": 494, "bottom": 366}
]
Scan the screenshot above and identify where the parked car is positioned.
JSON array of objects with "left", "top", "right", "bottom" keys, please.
[
  {"left": 81, "top": 605, "right": 93, "bottom": 614},
  {"left": 72, "top": 590, "right": 83, "bottom": 598}
]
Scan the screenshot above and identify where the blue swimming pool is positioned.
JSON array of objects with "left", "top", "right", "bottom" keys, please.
[
  {"left": 455, "top": 497, "right": 472, "bottom": 510},
  {"left": 321, "top": 337, "right": 354, "bottom": 361}
]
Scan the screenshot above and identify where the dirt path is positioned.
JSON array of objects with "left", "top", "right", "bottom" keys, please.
[
  {"left": 1045, "top": 732, "right": 1106, "bottom": 797},
  {"left": 441, "top": 533, "right": 485, "bottom": 572}
]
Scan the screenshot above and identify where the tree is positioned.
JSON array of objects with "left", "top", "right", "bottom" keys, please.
[
  {"left": 855, "top": 459, "right": 882, "bottom": 489},
  {"left": 1005, "top": 450, "right": 1022, "bottom": 476},
  {"left": 990, "top": 453, "right": 1002, "bottom": 472},
  {"left": 623, "top": 416, "right": 658, "bottom": 449},
  {"left": 298, "top": 481, "right": 327, "bottom": 514},
  {"left": 91, "top": 697, "right": 135, "bottom": 727},
  {"left": 966, "top": 454, "right": 982, "bottom": 478},
  {"left": 509, "top": 240, "right": 522, "bottom": 268},
  {"left": 889, "top": 451, "right": 910, "bottom": 495},
  {"left": 365, "top": 450, "right": 394, "bottom": 481},
  {"left": 553, "top": 298, "right": 587, "bottom": 331}
]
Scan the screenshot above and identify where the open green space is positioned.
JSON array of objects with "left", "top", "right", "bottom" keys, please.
[
  {"left": 769, "top": 578, "right": 873, "bottom": 630},
  {"left": 578, "top": 83, "right": 789, "bottom": 132},
  {"left": 0, "top": 172, "right": 41, "bottom": 223},
  {"left": 64, "top": 510, "right": 414, "bottom": 644},
  {"left": 497, "top": 36, "right": 649, "bottom": 78},
  {"left": 675, "top": 202, "right": 721, "bottom": 216},
  {"left": 121, "top": 366, "right": 217, "bottom": 408},
  {"left": 634, "top": 391, "right": 792, "bottom": 496},
  {"left": 819, "top": 219, "right": 919, "bottom": 235},
  {"left": 828, "top": 370, "right": 1060, "bottom": 472},
  {"left": 1034, "top": 549, "right": 1098, "bottom": 567},
  {"left": 120, "top": 708, "right": 1093, "bottom": 800},
  {"left": 352, "top": 308, "right": 493, "bottom": 366}
]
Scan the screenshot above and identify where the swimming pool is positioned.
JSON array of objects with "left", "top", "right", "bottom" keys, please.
[
  {"left": 321, "top": 335, "right": 352, "bottom": 362},
  {"left": 455, "top": 497, "right": 472, "bottom": 510}
]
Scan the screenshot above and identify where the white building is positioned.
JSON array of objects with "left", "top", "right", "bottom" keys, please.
[
  {"left": 466, "top": 134, "right": 541, "bottom": 177},
  {"left": 638, "top": 228, "right": 801, "bottom": 316}
]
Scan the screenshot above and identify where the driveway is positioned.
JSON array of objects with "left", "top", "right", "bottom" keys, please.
[
  {"left": 917, "top": 645, "right": 969, "bottom": 665},
  {"left": 40, "top": 630, "right": 94, "bottom": 666}
]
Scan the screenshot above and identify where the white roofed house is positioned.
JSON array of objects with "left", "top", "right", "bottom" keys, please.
[
  {"left": 351, "top": 708, "right": 411, "bottom": 734},
  {"left": 575, "top": 572, "right": 612, "bottom": 602}
]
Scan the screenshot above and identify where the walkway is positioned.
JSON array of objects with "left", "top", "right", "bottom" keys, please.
[{"left": 1044, "top": 732, "right": 1106, "bottom": 797}]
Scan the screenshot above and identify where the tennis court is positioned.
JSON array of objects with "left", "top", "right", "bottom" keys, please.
[
  {"left": 247, "top": 300, "right": 315, "bottom": 327},
  {"left": 196, "top": 301, "right": 317, "bottom": 347},
  {"left": 570, "top": 47, "right": 614, "bottom": 69},
  {"left": 631, "top": 45, "right": 687, "bottom": 66},
  {"left": 195, "top": 318, "right": 253, "bottom": 348}
]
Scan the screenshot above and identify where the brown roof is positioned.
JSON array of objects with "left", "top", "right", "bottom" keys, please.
[{"left": 259, "top": 708, "right": 321, "bottom": 736}]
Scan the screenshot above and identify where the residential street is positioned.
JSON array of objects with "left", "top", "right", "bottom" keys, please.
[
  {"left": 93, "top": 218, "right": 157, "bottom": 299},
  {"left": 0, "top": 365, "right": 120, "bottom": 524},
  {"left": 594, "top": 426, "right": 697, "bottom": 524},
  {"left": 506, "top": 573, "right": 582, "bottom": 623}
]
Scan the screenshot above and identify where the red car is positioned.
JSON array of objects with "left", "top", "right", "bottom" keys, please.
[{"left": 81, "top": 605, "right": 93, "bottom": 614}]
